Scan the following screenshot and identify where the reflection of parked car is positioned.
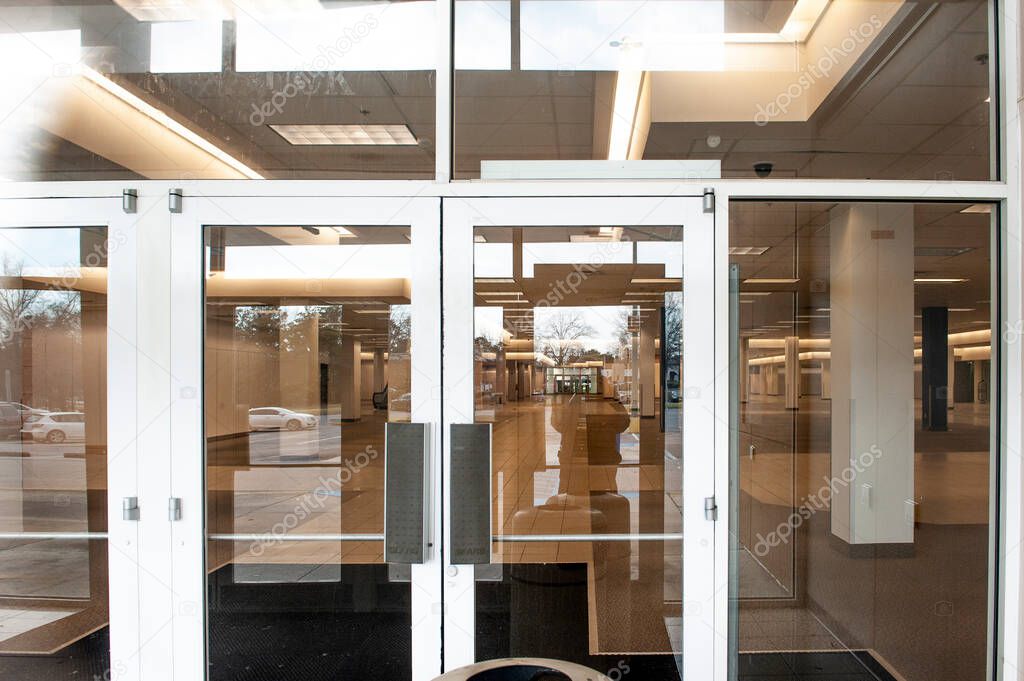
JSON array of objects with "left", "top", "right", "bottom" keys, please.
[
  {"left": 248, "top": 407, "right": 318, "bottom": 431},
  {"left": 0, "top": 403, "right": 21, "bottom": 439},
  {"left": 22, "top": 412, "right": 85, "bottom": 443}
]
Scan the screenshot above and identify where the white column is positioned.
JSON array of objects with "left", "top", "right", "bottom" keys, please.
[
  {"left": 947, "top": 345, "right": 956, "bottom": 410},
  {"left": 639, "top": 312, "right": 657, "bottom": 417},
  {"left": 337, "top": 335, "right": 362, "bottom": 421},
  {"left": 829, "top": 203, "right": 915, "bottom": 544},
  {"left": 785, "top": 336, "right": 799, "bottom": 410},
  {"left": 739, "top": 337, "right": 749, "bottom": 403},
  {"left": 821, "top": 359, "right": 831, "bottom": 400},
  {"left": 373, "top": 348, "right": 387, "bottom": 392}
]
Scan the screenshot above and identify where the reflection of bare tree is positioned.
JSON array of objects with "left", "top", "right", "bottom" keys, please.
[
  {"left": 389, "top": 306, "right": 411, "bottom": 353},
  {"left": 537, "top": 311, "right": 595, "bottom": 366},
  {"left": 0, "top": 255, "right": 84, "bottom": 346},
  {"left": 0, "top": 255, "right": 39, "bottom": 345}
]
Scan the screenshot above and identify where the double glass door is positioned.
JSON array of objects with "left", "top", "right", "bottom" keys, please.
[{"left": 0, "top": 191, "right": 719, "bottom": 681}]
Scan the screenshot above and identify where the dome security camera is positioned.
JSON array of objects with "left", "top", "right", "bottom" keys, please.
[{"left": 754, "top": 162, "right": 774, "bottom": 178}]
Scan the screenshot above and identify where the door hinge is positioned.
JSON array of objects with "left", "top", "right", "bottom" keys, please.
[
  {"left": 168, "top": 497, "right": 182, "bottom": 521},
  {"left": 702, "top": 187, "right": 715, "bottom": 213},
  {"left": 122, "top": 496, "right": 140, "bottom": 521},
  {"left": 704, "top": 495, "right": 718, "bottom": 521},
  {"left": 122, "top": 189, "right": 138, "bottom": 214},
  {"left": 169, "top": 188, "right": 184, "bottom": 214}
]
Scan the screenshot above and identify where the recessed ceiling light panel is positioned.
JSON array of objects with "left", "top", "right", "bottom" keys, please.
[{"left": 269, "top": 124, "right": 418, "bottom": 146}]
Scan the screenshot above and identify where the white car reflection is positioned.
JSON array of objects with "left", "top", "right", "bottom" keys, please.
[
  {"left": 248, "top": 407, "right": 319, "bottom": 431},
  {"left": 22, "top": 412, "right": 85, "bottom": 443}
]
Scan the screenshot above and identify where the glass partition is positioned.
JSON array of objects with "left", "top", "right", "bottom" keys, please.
[
  {"left": 0, "top": 1, "right": 436, "bottom": 180},
  {"left": 472, "top": 225, "right": 685, "bottom": 677},
  {"left": 203, "top": 224, "right": 415, "bottom": 680},
  {"left": 454, "top": 0, "right": 995, "bottom": 181},
  {"left": 729, "top": 200, "right": 994, "bottom": 681},
  {"left": 0, "top": 226, "right": 110, "bottom": 679}
]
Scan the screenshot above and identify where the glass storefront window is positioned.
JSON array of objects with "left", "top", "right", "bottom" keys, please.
[
  {"left": 455, "top": 0, "right": 995, "bottom": 180},
  {"left": 0, "top": 1, "right": 436, "bottom": 180},
  {"left": 729, "top": 200, "right": 994, "bottom": 680}
]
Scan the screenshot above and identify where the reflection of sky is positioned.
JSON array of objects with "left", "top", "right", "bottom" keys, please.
[
  {"left": 0, "top": 228, "right": 84, "bottom": 270},
  {"left": 223, "top": 244, "right": 410, "bottom": 279}
]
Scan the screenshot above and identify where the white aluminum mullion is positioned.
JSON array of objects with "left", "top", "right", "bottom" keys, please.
[{"left": 435, "top": 0, "right": 453, "bottom": 183}]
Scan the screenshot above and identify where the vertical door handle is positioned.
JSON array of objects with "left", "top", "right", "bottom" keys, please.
[
  {"left": 450, "top": 423, "right": 492, "bottom": 565},
  {"left": 384, "top": 423, "right": 431, "bottom": 564},
  {"left": 749, "top": 443, "right": 757, "bottom": 460}
]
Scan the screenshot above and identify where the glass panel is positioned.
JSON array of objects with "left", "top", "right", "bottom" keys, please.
[
  {"left": 0, "top": 227, "right": 110, "bottom": 677},
  {"left": 0, "top": 1, "right": 436, "bottom": 180},
  {"left": 729, "top": 201, "right": 994, "bottom": 680},
  {"left": 204, "top": 225, "right": 414, "bottom": 680},
  {"left": 454, "top": 0, "right": 995, "bottom": 180},
  {"left": 473, "top": 226, "right": 684, "bottom": 677}
]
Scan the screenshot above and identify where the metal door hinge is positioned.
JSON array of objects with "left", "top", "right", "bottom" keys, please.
[
  {"left": 704, "top": 495, "right": 718, "bottom": 521},
  {"left": 122, "top": 497, "right": 140, "bottom": 521},
  {"left": 169, "top": 188, "right": 184, "bottom": 214},
  {"left": 702, "top": 187, "right": 715, "bottom": 213},
  {"left": 122, "top": 189, "right": 138, "bottom": 214},
  {"left": 168, "top": 497, "right": 182, "bottom": 521}
]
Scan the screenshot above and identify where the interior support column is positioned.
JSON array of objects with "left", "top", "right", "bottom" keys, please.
[
  {"left": 639, "top": 312, "right": 657, "bottom": 417},
  {"left": 739, "top": 337, "right": 749, "bottom": 403},
  {"left": 784, "top": 336, "right": 799, "bottom": 410},
  {"left": 947, "top": 345, "right": 956, "bottom": 411},
  {"left": 922, "top": 307, "right": 949, "bottom": 431},
  {"left": 829, "top": 203, "right": 914, "bottom": 544},
  {"left": 337, "top": 335, "right": 362, "bottom": 421},
  {"left": 373, "top": 348, "right": 387, "bottom": 392},
  {"left": 279, "top": 312, "right": 319, "bottom": 412},
  {"left": 821, "top": 359, "right": 831, "bottom": 399}
]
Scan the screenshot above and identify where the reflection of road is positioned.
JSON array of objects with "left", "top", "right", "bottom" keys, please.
[
  {"left": 0, "top": 441, "right": 85, "bottom": 457},
  {"left": 246, "top": 421, "right": 345, "bottom": 464}
]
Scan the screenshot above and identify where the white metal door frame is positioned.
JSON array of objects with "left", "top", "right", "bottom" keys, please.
[
  {"left": 440, "top": 195, "right": 719, "bottom": 679},
  {"left": 166, "top": 194, "right": 444, "bottom": 681}
]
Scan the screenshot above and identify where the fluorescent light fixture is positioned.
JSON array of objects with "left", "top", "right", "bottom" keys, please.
[
  {"left": 474, "top": 235, "right": 487, "bottom": 243},
  {"left": 476, "top": 291, "right": 523, "bottom": 297},
  {"left": 331, "top": 226, "right": 356, "bottom": 238},
  {"left": 80, "top": 65, "right": 263, "bottom": 179},
  {"left": 487, "top": 300, "right": 530, "bottom": 305},
  {"left": 475, "top": 278, "right": 516, "bottom": 284},
  {"left": 740, "top": 292, "right": 772, "bottom": 297},
  {"left": 960, "top": 204, "right": 993, "bottom": 214},
  {"left": 624, "top": 292, "right": 663, "bottom": 297},
  {"left": 949, "top": 308, "right": 976, "bottom": 312},
  {"left": 269, "top": 124, "right": 418, "bottom": 146},
  {"left": 729, "top": 246, "right": 770, "bottom": 256},
  {"left": 743, "top": 278, "right": 799, "bottom": 284},
  {"left": 630, "top": 278, "right": 681, "bottom": 284},
  {"left": 354, "top": 309, "right": 390, "bottom": 314},
  {"left": 914, "top": 278, "right": 968, "bottom": 283}
]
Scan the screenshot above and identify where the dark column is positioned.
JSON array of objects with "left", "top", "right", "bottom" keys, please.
[{"left": 921, "top": 306, "right": 948, "bottom": 431}]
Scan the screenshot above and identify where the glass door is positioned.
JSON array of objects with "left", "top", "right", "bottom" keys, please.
[
  {"left": 0, "top": 197, "right": 144, "bottom": 681},
  {"left": 169, "top": 195, "right": 442, "bottom": 681},
  {"left": 441, "top": 196, "right": 720, "bottom": 679}
]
